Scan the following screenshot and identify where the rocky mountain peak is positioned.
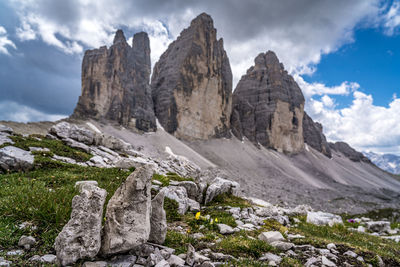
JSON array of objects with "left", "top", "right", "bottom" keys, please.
[
  {"left": 231, "top": 51, "right": 305, "bottom": 153},
  {"left": 113, "top": 29, "right": 127, "bottom": 45},
  {"left": 151, "top": 13, "right": 232, "bottom": 140},
  {"left": 303, "top": 112, "right": 332, "bottom": 157},
  {"left": 72, "top": 29, "right": 156, "bottom": 132}
]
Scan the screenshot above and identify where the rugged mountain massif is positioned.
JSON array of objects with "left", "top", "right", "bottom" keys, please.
[
  {"left": 61, "top": 12, "right": 400, "bottom": 213},
  {"left": 70, "top": 12, "right": 335, "bottom": 159},
  {"left": 365, "top": 151, "right": 400, "bottom": 174},
  {"left": 72, "top": 30, "right": 156, "bottom": 132},
  {"left": 151, "top": 13, "right": 232, "bottom": 140},
  {"left": 231, "top": 51, "right": 305, "bottom": 154}
]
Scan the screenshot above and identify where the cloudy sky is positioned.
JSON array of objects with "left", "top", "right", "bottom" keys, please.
[{"left": 0, "top": 0, "right": 400, "bottom": 154}]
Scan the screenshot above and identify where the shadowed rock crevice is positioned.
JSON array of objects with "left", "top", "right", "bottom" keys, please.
[
  {"left": 72, "top": 30, "right": 156, "bottom": 132},
  {"left": 151, "top": 13, "right": 233, "bottom": 140}
]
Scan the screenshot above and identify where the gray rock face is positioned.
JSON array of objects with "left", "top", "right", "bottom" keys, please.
[
  {"left": 72, "top": 30, "right": 156, "bottom": 132},
  {"left": 50, "top": 122, "right": 100, "bottom": 145},
  {"left": 149, "top": 191, "right": 167, "bottom": 244},
  {"left": 160, "top": 186, "right": 192, "bottom": 215},
  {"left": 204, "top": 177, "right": 240, "bottom": 204},
  {"left": 303, "top": 112, "right": 332, "bottom": 157},
  {"left": 365, "top": 221, "right": 391, "bottom": 233},
  {"left": 101, "top": 166, "right": 153, "bottom": 256},
  {"left": 151, "top": 13, "right": 232, "bottom": 140},
  {"left": 0, "top": 132, "right": 13, "bottom": 146},
  {"left": 54, "top": 184, "right": 107, "bottom": 266},
  {"left": 306, "top": 211, "right": 343, "bottom": 226},
  {"left": 0, "top": 124, "right": 13, "bottom": 134},
  {"left": 231, "top": 51, "right": 305, "bottom": 154},
  {"left": 258, "top": 231, "right": 285, "bottom": 244},
  {"left": 18, "top": 236, "right": 36, "bottom": 250},
  {"left": 329, "top": 142, "right": 370, "bottom": 162},
  {"left": 0, "top": 146, "right": 34, "bottom": 172}
]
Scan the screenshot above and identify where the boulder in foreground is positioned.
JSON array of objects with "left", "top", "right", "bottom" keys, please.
[
  {"left": 101, "top": 165, "right": 153, "bottom": 256},
  {"left": 55, "top": 182, "right": 107, "bottom": 266}
]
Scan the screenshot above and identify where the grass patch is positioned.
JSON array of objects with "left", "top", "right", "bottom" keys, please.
[
  {"left": 1, "top": 134, "right": 92, "bottom": 162},
  {"left": 164, "top": 230, "right": 197, "bottom": 255},
  {"left": 222, "top": 259, "right": 269, "bottom": 267},
  {"left": 280, "top": 257, "right": 303, "bottom": 267},
  {"left": 206, "top": 193, "right": 251, "bottom": 208},
  {"left": 215, "top": 232, "right": 276, "bottom": 259},
  {"left": 291, "top": 220, "right": 400, "bottom": 264},
  {"left": 164, "top": 198, "right": 182, "bottom": 222},
  {"left": 0, "top": 159, "right": 131, "bottom": 253},
  {"left": 262, "top": 219, "right": 288, "bottom": 235},
  {"left": 152, "top": 172, "right": 194, "bottom": 187}
]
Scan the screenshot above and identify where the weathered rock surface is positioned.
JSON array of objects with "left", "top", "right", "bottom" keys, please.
[
  {"left": 151, "top": 13, "right": 232, "bottom": 140},
  {"left": 101, "top": 165, "right": 153, "bottom": 256},
  {"left": 18, "top": 236, "right": 36, "bottom": 250},
  {"left": 258, "top": 231, "right": 285, "bottom": 243},
  {"left": 149, "top": 191, "right": 167, "bottom": 244},
  {"left": 303, "top": 112, "right": 331, "bottom": 157},
  {"left": 0, "top": 124, "right": 13, "bottom": 134},
  {"left": 0, "top": 146, "right": 34, "bottom": 172},
  {"left": 54, "top": 183, "right": 107, "bottom": 266},
  {"left": 160, "top": 186, "right": 191, "bottom": 215},
  {"left": 329, "top": 142, "right": 371, "bottom": 162},
  {"left": 306, "top": 211, "right": 343, "bottom": 226},
  {"left": 204, "top": 177, "right": 240, "bottom": 204},
  {"left": 72, "top": 30, "right": 156, "bottom": 132},
  {"left": 365, "top": 221, "right": 391, "bottom": 233},
  {"left": 231, "top": 51, "right": 305, "bottom": 153},
  {"left": 0, "top": 132, "right": 13, "bottom": 146},
  {"left": 217, "top": 224, "right": 235, "bottom": 235},
  {"left": 50, "top": 122, "right": 100, "bottom": 145}
]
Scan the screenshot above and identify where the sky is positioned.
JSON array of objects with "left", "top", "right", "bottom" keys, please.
[{"left": 0, "top": 0, "right": 399, "bottom": 155}]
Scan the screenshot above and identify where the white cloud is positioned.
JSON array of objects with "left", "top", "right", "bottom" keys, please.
[
  {"left": 383, "top": 0, "right": 400, "bottom": 35},
  {"left": 4, "top": 0, "right": 400, "bottom": 155},
  {"left": 8, "top": 0, "right": 383, "bottom": 84},
  {"left": 0, "top": 101, "right": 66, "bottom": 122},
  {"left": 295, "top": 75, "right": 359, "bottom": 98},
  {"left": 304, "top": 85, "right": 400, "bottom": 154},
  {"left": 0, "top": 26, "right": 16, "bottom": 55}
]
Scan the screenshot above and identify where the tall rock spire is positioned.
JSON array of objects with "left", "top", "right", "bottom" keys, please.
[
  {"left": 151, "top": 13, "right": 232, "bottom": 140},
  {"left": 72, "top": 30, "right": 156, "bottom": 132},
  {"left": 231, "top": 51, "right": 305, "bottom": 154}
]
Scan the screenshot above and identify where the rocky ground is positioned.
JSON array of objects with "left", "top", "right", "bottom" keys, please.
[{"left": 0, "top": 122, "right": 400, "bottom": 266}]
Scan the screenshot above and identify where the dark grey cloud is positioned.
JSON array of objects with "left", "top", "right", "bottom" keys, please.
[{"left": 0, "top": 0, "right": 389, "bottom": 124}]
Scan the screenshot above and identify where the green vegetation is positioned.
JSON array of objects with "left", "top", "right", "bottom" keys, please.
[
  {"left": 1, "top": 134, "right": 400, "bottom": 266},
  {"left": 280, "top": 257, "right": 303, "bottom": 267},
  {"left": 0, "top": 134, "right": 92, "bottom": 162},
  {"left": 164, "top": 198, "right": 182, "bottom": 222},
  {"left": 164, "top": 230, "right": 197, "bottom": 255},
  {"left": 0, "top": 159, "right": 131, "bottom": 252},
  {"left": 0, "top": 134, "right": 131, "bottom": 265},
  {"left": 152, "top": 172, "right": 194, "bottom": 187},
  {"left": 291, "top": 217, "right": 400, "bottom": 264},
  {"left": 206, "top": 192, "right": 251, "bottom": 208},
  {"left": 215, "top": 232, "right": 275, "bottom": 258}
]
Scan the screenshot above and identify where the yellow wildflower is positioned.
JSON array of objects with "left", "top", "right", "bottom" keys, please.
[
  {"left": 215, "top": 218, "right": 218, "bottom": 223},
  {"left": 195, "top": 211, "right": 201, "bottom": 220}
]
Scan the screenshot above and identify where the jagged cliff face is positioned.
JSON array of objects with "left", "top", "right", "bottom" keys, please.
[
  {"left": 151, "top": 13, "right": 232, "bottom": 140},
  {"left": 72, "top": 30, "right": 156, "bottom": 132},
  {"left": 330, "top": 141, "right": 371, "bottom": 163},
  {"left": 303, "top": 112, "right": 332, "bottom": 157},
  {"left": 231, "top": 51, "right": 305, "bottom": 154}
]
